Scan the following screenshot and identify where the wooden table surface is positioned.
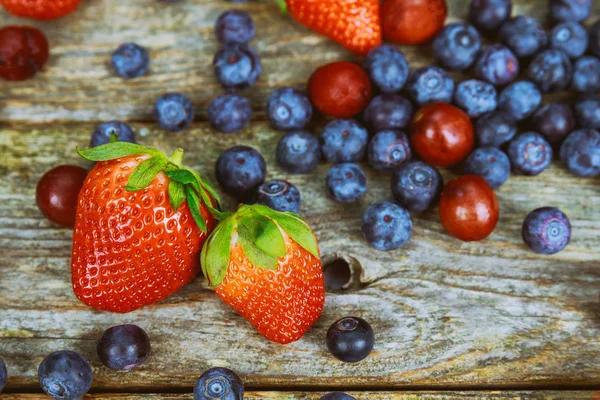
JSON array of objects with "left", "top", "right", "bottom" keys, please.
[{"left": 1, "top": 0, "right": 599, "bottom": 399}]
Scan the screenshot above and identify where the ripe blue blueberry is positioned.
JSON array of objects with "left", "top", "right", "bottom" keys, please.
[
  {"left": 433, "top": 23, "right": 482, "bottom": 71},
  {"left": 266, "top": 87, "right": 312, "bottom": 130},
  {"left": 111, "top": 43, "right": 149, "bottom": 79},
  {"left": 362, "top": 201, "right": 412, "bottom": 251},
  {"left": 154, "top": 93, "right": 194, "bottom": 132},
  {"left": 590, "top": 21, "right": 600, "bottom": 57},
  {"left": 0, "top": 357, "right": 6, "bottom": 393},
  {"left": 571, "top": 56, "right": 600, "bottom": 93},
  {"left": 454, "top": 79, "right": 498, "bottom": 118},
  {"left": 193, "top": 367, "right": 244, "bottom": 400},
  {"left": 320, "top": 119, "right": 368, "bottom": 163},
  {"left": 90, "top": 120, "right": 135, "bottom": 147},
  {"left": 367, "top": 130, "right": 411, "bottom": 172},
  {"left": 550, "top": 0, "right": 592, "bottom": 22},
  {"left": 38, "top": 351, "right": 93, "bottom": 400},
  {"left": 326, "top": 317, "right": 375, "bottom": 363},
  {"left": 97, "top": 324, "right": 151, "bottom": 371},
  {"left": 363, "top": 45, "right": 409, "bottom": 93},
  {"left": 208, "top": 94, "right": 252, "bottom": 133},
  {"left": 508, "top": 132, "right": 553, "bottom": 176},
  {"left": 215, "top": 10, "right": 255, "bottom": 44},
  {"left": 527, "top": 49, "right": 573, "bottom": 93},
  {"left": 464, "top": 147, "right": 511, "bottom": 189},
  {"left": 560, "top": 129, "right": 600, "bottom": 177},
  {"left": 522, "top": 207, "right": 571, "bottom": 255},
  {"left": 474, "top": 44, "right": 519, "bottom": 87},
  {"left": 531, "top": 102, "right": 576, "bottom": 144},
  {"left": 320, "top": 393, "right": 357, "bottom": 400},
  {"left": 326, "top": 163, "right": 367, "bottom": 204},
  {"left": 362, "top": 94, "right": 414, "bottom": 132},
  {"left": 213, "top": 44, "right": 262, "bottom": 90},
  {"left": 276, "top": 130, "right": 321, "bottom": 174},
  {"left": 406, "top": 66, "right": 455, "bottom": 106},
  {"left": 216, "top": 146, "right": 266, "bottom": 200},
  {"left": 469, "top": 0, "right": 512, "bottom": 32},
  {"left": 550, "top": 22, "right": 589, "bottom": 59},
  {"left": 498, "top": 81, "right": 542, "bottom": 121},
  {"left": 499, "top": 16, "right": 548, "bottom": 58},
  {"left": 391, "top": 161, "right": 443, "bottom": 212},
  {"left": 256, "top": 180, "right": 301, "bottom": 213},
  {"left": 574, "top": 95, "right": 600, "bottom": 129},
  {"left": 475, "top": 111, "right": 517, "bottom": 147}
]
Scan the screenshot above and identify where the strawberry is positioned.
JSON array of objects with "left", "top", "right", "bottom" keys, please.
[
  {"left": 0, "top": 0, "right": 81, "bottom": 20},
  {"left": 72, "top": 142, "right": 223, "bottom": 313},
  {"left": 280, "top": 0, "right": 382, "bottom": 56},
  {"left": 201, "top": 204, "right": 325, "bottom": 344}
]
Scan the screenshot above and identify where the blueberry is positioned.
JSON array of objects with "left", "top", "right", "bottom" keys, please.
[
  {"left": 215, "top": 10, "right": 255, "bottom": 44},
  {"left": 590, "top": 21, "right": 600, "bottom": 57},
  {"left": 97, "top": 324, "right": 150, "bottom": 371},
  {"left": 111, "top": 43, "right": 149, "bottom": 79},
  {"left": 550, "top": 22, "right": 589, "bottom": 59},
  {"left": 391, "top": 161, "right": 443, "bottom": 212},
  {"left": 499, "top": 16, "right": 548, "bottom": 58},
  {"left": 216, "top": 146, "right": 266, "bottom": 200},
  {"left": 531, "top": 102, "right": 576, "bottom": 144},
  {"left": 362, "top": 94, "right": 414, "bottom": 132},
  {"left": 362, "top": 201, "right": 412, "bottom": 251},
  {"left": 320, "top": 120, "right": 368, "bottom": 163},
  {"left": 527, "top": 49, "right": 573, "bottom": 93},
  {"left": 208, "top": 94, "right": 251, "bottom": 133},
  {"left": 433, "top": 23, "right": 482, "bottom": 71},
  {"left": 193, "top": 367, "right": 244, "bottom": 400},
  {"left": 319, "top": 393, "right": 357, "bottom": 400},
  {"left": 574, "top": 94, "right": 600, "bottom": 129},
  {"left": 497, "top": 81, "right": 542, "bottom": 120},
  {"left": 326, "top": 317, "right": 374, "bottom": 363},
  {"left": 406, "top": 66, "right": 455, "bottom": 106},
  {"left": 266, "top": 87, "right": 312, "bottom": 130},
  {"left": 326, "top": 163, "right": 367, "bottom": 203},
  {"left": 571, "top": 56, "right": 600, "bottom": 93},
  {"left": 469, "top": 0, "right": 512, "bottom": 32},
  {"left": 550, "top": 0, "right": 592, "bottom": 22},
  {"left": 154, "top": 93, "right": 194, "bottom": 132},
  {"left": 454, "top": 79, "right": 498, "bottom": 118},
  {"left": 522, "top": 207, "right": 571, "bottom": 255},
  {"left": 276, "top": 130, "right": 321, "bottom": 174},
  {"left": 213, "top": 44, "right": 262, "bottom": 90},
  {"left": 38, "top": 351, "right": 93, "bottom": 400},
  {"left": 367, "top": 130, "right": 411, "bottom": 172},
  {"left": 464, "top": 147, "right": 511, "bottom": 189},
  {"left": 475, "top": 111, "right": 518, "bottom": 147},
  {"left": 508, "top": 132, "right": 553, "bottom": 176},
  {"left": 560, "top": 129, "right": 600, "bottom": 177},
  {"left": 256, "top": 180, "right": 301, "bottom": 213},
  {"left": 0, "top": 357, "right": 6, "bottom": 393},
  {"left": 363, "top": 45, "right": 409, "bottom": 93},
  {"left": 474, "top": 44, "right": 520, "bottom": 87},
  {"left": 90, "top": 121, "right": 135, "bottom": 147}
]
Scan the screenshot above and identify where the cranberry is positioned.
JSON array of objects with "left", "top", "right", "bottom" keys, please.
[
  {"left": 36, "top": 165, "right": 88, "bottom": 227},
  {"left": 0, "top": 26, "right": 49, "bottom": 81},
  {"left": 382, "top": 0, "right": 448, "bottom": 45}
]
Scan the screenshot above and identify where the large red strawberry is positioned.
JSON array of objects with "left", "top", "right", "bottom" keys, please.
[
  {"left": 280, "top": 0, "right": 382, "bottom": 56},
  {"left": 201, "top": 204, "right": 325, "bottom": 344},
  {"left": 72, "top": 142, "right": 222, "bottom": 313},
  {"left": 0, "top": 0, "right": 81, "bottom": 20}
]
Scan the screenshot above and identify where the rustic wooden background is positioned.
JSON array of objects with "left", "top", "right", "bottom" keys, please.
[{"left": 1, "top": 0, "right": 599, "bottom": 399}]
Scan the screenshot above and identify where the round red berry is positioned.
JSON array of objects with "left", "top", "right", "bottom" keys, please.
[
  {"left": 36, "top": 165, "right": 88, "bottom": 227},
  {"left": 382, "top": 0, "right": 448, "bottom": 45},
  {"left": 0, "top": 26, "right": 49, "bottom": 81},
  {"left": 0, "top": 0, "right": 81, "bottom": 20}
]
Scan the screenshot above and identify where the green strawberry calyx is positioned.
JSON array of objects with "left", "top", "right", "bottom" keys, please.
[
  {"left": 77, "top": 142, "right": 227, "bottom": 233},
  {"left": 200, "top": 204, "right": 320, "bottom": 287},
  {"left": 275, "top": 0, "right": 288, "bottom": 13}
]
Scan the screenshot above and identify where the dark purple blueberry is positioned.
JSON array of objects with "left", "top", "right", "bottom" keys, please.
[
  {"left": 97, "top": 324, "right": 151, "bottom": 371},
  {"left": 362, "top": 94, "right": 414, "bottom": 132},
  {"left": 363, "top": 45, "right": 409, "bottom": 93},
  {"left": 111, "top": 43, "right": 149, "bottom": 79},
  {"left": 216, "top": 146, "right": 266, "bottom": 201},
  {"left": 474, "top": 44, "right": 520, "bottom": 87},
  {"left": 454, "top": 79, "right": 498, "bottom": 118},
  {"left": 531, "top": 102, "right": 576, "bottom": 144},
  {"left": 208, "top": 94, "right": 251, "bottom": 133},
  {"left": 0, "top": 357, "right": 6, "bottom": 393},
  {"left": 215, "top": 10, "right": 255, "bottom": 44},
  {"left": 362, "top": 201, "right": 412, "bottom": 251},
  {"left": 522, "top": 207, "right": 571, "bottom": 255},
  {"left": 320, "top": 119, "right": 368, "bottom": 163},
  {"left": 193, "top": 367, "right": 244, "bottom": 400},
  {"left": 367, "top": 130, "right": 411, "bottom": 172},
  {"left": 550, "top": 22, "right": 589, "bottom": 58},
  {"left": 256, "top": 180, "right": 301, "bottom": 213},
  {"left": 571, "top": 56, "right": 600, "bottom": 92},
  {"left": 498, "top": 81, "right": 541, "bottom": 120},
  {"left": 320, "top": 393, "right": 357, "bottom": 400},
  {"left": 154, "top": 93, "right": 194, "bottom": 132},
  {"left": 475, "top": 111, "right": 518, "bottom": 147},
  {"left": 266, "top": 87, "right": 312, "bottom": 130},
  {"left": 574, "top": 95, "right": 600, "bottom": 129},
  {"left": 326, "top": 317, "right": 374, "bottom": 363},
  {"left": 469, "top": 0, "right": 512, "bottom": 32},
  {"left": 560, "top": 129, "right": 600, "bottom": 177},
  {"left": 213, "top": 44, "right": 262, "bottom": 90},
  {"left": 391, "top": 161, "right": 443, "bottom": 212},
  {"left": 590, "top": 21, "right": 600, "bottom": 57},
  {"left": 550, "top": 0, "right": 592, "bottom": 22},
  {"left": 527, "top": 49, "right": 573, "bottom": 93},
  {"left": 464, "top": 147, "right": 511, "bottom": 189},
  {"left": 276, "top": 130, "right": 321, "bottom": 174},
  {"left": 433, "top": 23, "right": 482, "bottom": 71},
  {"left": 38, "top": 351, "right": 93, "bottom": 400},
  {"left": 326, "top": 163, "right": 367, "bottom": 203},
  {"left": 405, "top": 66, "right": 455, "bottom": 106},
  {"left": 508, "top": 132, "right": 553, "bottom": 176},
  {"left": 90, "top": 120, "right": 136, "bottom": 147},
  {"left": 499, "top": 16, "right": 548, "bottom": 58}
]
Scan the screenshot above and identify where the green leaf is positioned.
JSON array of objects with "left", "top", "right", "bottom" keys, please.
[
  {"left": 78, "top": 142, "right": 156, "bottom": 161},
  {"left": 275, "top": 0, "right": 288, "bottom": 13},
  {"left": 125, "top": 154, "right": 168, "bottom": 191},
  {"left": 199, "top": 180, "right": 223, "bottom": 210},
  {"left": 166, "top": 169, "right": 202, "bottom": 192},
  {"left": 185, "top": 186, "right": 208, "bottom": 233},
  {"left": 237, "top": 210, "right": 285, "bottom": 271},
  {"left": 201, "top": 217, "right": 235, "bottom": 287},
  {"left": 168, "top": 181, "right": 186, "bottom": 212},
  {"left": 108, "top": 132, "right": 119, "bottom": 143}
]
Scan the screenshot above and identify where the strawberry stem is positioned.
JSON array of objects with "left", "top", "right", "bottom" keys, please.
[{"left": 168, "top": 148, "right": 184, "bottom": 168}]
